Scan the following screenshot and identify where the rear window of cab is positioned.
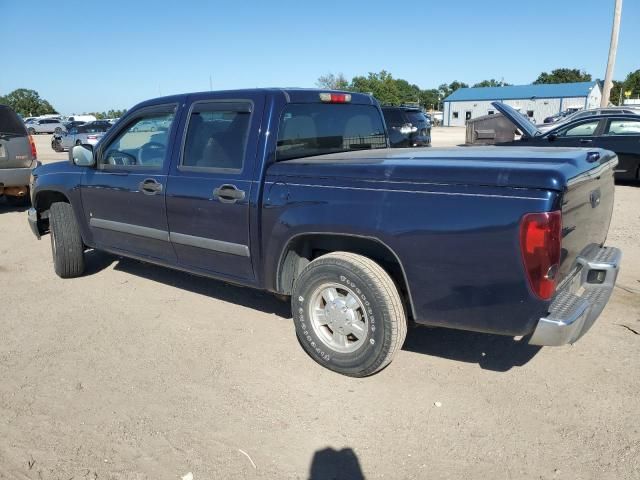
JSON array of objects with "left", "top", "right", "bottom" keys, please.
[{"left": 276, "top": 104, "right": 386, "bottom": 161}]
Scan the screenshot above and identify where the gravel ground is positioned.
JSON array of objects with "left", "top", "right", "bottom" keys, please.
[{"left": 0, "top": 132, "right": 638, "bottom": 479}]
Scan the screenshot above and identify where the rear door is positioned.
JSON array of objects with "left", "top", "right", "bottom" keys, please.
[
  {"left": 165, "top": 93, "right": 265, "bottom": 282},
  {"left": 0, "top": 106, "right": 33, "bottom": 169},
  {"left": 598, "top": 117, "right": 640, "bottom": 180},
  {"left": 80, "top": 104, "right": 179, "bottom": 261}
]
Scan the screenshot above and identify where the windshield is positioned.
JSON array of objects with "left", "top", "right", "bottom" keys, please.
[{"left": 276, "top": 104, "right": 387, "bottom": 161}]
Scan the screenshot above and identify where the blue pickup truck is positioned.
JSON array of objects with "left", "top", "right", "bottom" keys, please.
[{"left": 27, "top": 89, "right": 621, "bottom": 377}]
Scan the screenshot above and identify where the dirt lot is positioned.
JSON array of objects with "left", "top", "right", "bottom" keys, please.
[{"left": 1, "top": 131, "right": 639, "bottom": 479}]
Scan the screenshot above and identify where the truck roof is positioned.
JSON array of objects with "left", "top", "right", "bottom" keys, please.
[{"left": 132, "top": 88, "right": 377, "bottom": 110}]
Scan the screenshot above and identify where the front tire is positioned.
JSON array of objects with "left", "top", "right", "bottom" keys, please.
[
  {"left": 292, "top": 252, "right": 407, "bottom": 377},
  {"left": 49, "top": 202, "right": 85, "bottom": 278},
  {"left": 28, "top": 128, "right": 35, "bottom": 135}
]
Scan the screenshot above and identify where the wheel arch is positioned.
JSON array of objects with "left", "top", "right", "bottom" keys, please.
[
  {"left": 34, "top": 189, "right": 71, "bottom": 213},
  {"left": 275, "top": 233, "right": 415, "bottom": 321}
]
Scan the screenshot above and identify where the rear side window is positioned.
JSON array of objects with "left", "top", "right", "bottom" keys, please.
[
  {"left": 0, "top": 106, "right": 27, "bottom": 135},
  {"left": 181, "top": 102, "right": 251, "bottom": 171},
  {"left": 382, "top": 108, "right": 405, "bottom": 127},
  {"left": 277, "top": 104, "right": 386, "bottom": 161},
  {"left": 606, "top": 119, "right": 640, "bottom": 135},
  {"left": 405, "top": 111, "right": 428, "bottom": 125}
]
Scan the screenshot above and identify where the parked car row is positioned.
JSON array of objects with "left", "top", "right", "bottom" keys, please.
[{"left": 51, "top": 121, "right": 112, "bottom": 152}]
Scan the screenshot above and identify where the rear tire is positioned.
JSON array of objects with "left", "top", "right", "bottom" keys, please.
[
  {"left": 291, "top": 252, "right": 407, "bottom": 377},
  {"left": 49, "top": 202, "right": 85, "bottom": 278},
  {"left": 54, "top": 127, "right": 62, "bottom": 134}
]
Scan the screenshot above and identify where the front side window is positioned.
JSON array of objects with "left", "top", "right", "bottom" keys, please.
[
  {"left": 181, "top": 103, "right": 251, "bottom": 171},
  {"left": 276, "top": 104, "right": 386, "bottom": 161},
  {"left": 560, "top": 120, "right": 600, "bottom": 137},
  {"left": 101, "top": 112, "right": 174, "bottom": 169},
  {"left": 606, "top": 119, "right": 640, "bottom": 135}
]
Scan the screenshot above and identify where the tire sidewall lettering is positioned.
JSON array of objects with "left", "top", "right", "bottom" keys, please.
[{"left": 296, "top": 268, "right": 382, "bottom": 364}]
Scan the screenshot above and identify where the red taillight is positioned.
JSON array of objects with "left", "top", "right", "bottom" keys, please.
[
  {"left": 28, "top": 135, "right": 37, "bottom": 159},
  {"left": 319, "top": 92, "right": 351, "bottom": 103},
  {"left": 519, "top": 211, "right": 562, "bottom": 300}
]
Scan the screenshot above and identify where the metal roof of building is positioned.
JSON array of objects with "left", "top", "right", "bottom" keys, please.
[{"left": 444, "top": 82, "right": 599, "bottom": 102}]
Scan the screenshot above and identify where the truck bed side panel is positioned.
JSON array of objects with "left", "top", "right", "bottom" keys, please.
[{"left": 263, "top": 179, "right": 557, "bottom": 336}]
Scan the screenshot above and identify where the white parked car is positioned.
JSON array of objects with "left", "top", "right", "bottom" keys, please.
[{"left": 25, "top": 118, "right": 65, "bottom": 134}]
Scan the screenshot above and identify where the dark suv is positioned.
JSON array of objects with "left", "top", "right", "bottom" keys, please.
[
  {"left": 0, "top": 105, "right": 38, "bottom": 205},
  {"left": 382, "top": 106, "right": 431, "bottom": 147}
]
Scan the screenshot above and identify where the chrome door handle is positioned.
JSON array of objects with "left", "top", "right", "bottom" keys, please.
[
  {"left": 213, "top": 184, "right": 245, "bottom": 204},
  {"left": 579, "top": 139, "right": 593, "bottom": 144},
  {"left": 139, "top": 178, "right": 163, "bottom": 195}
]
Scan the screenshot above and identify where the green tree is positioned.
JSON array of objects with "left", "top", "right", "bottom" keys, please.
[
  {"left": 437, "top": 81, "right": 469, "bottom": 101},
  {"left": 349, "top": 70, "right": 421, "bottom": 105},
  {"left": 472, "top": 79, "right": 511, "bottom": 88},
  {"left": 609, "top": 80, "right": 624, "bottom": 105},
  {"left": 621, "top": 69, "right": 640, "bottom": 100},
  {"left": 418, "top": 89, "right": 441, "bottom": 110},
  {"left": 0, "top": 88, "right": 57, "bottom": 116},
  {"left": 533, "top": 68, "right": 592, "bottom": 84},
  {"left": 316, "top": 73, "right": 350, "bottom": 90}
]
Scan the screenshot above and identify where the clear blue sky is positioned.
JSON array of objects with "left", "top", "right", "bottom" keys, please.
[{"left": 2, "top": 0, "right": 637, "bottom": 114}]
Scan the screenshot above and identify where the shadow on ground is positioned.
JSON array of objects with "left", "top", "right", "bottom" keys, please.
[
  {"left": 309, "top": 447, "right": 364, "bottom": 480},
  {"left": 85, "top": 250, "right": 541, "bottom": 371},
  {"left": 0, "top": 197, "right": 30, "bottom": 214},
  {"left": 402, "top": 325, "right": 541, "bottom": 372}
]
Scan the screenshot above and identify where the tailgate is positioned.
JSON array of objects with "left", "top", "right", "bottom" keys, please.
[
  {"left": 557, "top": 152, "right": 617, "bottom": 285},
  {"left": 0, "top": 135, "right": 33, "bottom": 168}
]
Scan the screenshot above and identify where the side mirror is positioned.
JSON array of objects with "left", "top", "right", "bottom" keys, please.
[
  {"left": 71, "top": 144, "right": 95, "bottom": 167},
  {"left": 547, "top": 133, "right": 557, "bottom": 142}
]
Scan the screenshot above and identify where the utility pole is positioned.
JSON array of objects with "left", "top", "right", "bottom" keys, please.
[
  {"left": 209, "top": 75, "right": 213, "bottom": 91},
  {"left": 601, "top": 0, "right": 623, "bottom": 107}
]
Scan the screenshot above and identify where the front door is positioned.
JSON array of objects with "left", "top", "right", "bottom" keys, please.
[
  {"left": 165, "top": 95, "right": 264, "bottom": 282},
  {"left": 80, "top": 105, "right": 179, "bottom": 262},
  {"left": 549, "top": 119, "right": 603, "bottom": 148}
]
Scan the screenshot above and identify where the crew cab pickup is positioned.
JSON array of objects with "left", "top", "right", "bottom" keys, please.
[{"left": 27, "top": 89, "right": 622, "bottom": 377}]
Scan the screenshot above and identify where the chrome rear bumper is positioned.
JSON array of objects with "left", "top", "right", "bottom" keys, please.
[{"left": 529, "top": 246, "right": 621, "bottom": 346}]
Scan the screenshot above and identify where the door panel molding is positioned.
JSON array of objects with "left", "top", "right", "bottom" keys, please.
[
  {"left": 89, "top": 218, "right": 169, "bottom": 241},
  {"left": 169, "top": 231, "right": 250, "bottom": 257}
]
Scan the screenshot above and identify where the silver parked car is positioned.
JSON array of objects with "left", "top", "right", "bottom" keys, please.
[
  {"left": 26, "top": 118, "right": 65, "bottom": 135},
  {"left": 0, "top": 105, "right": 39, "bottom": 206},
  {"left": 52, "top": 122, "right": 110, "bottom": 152}
]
